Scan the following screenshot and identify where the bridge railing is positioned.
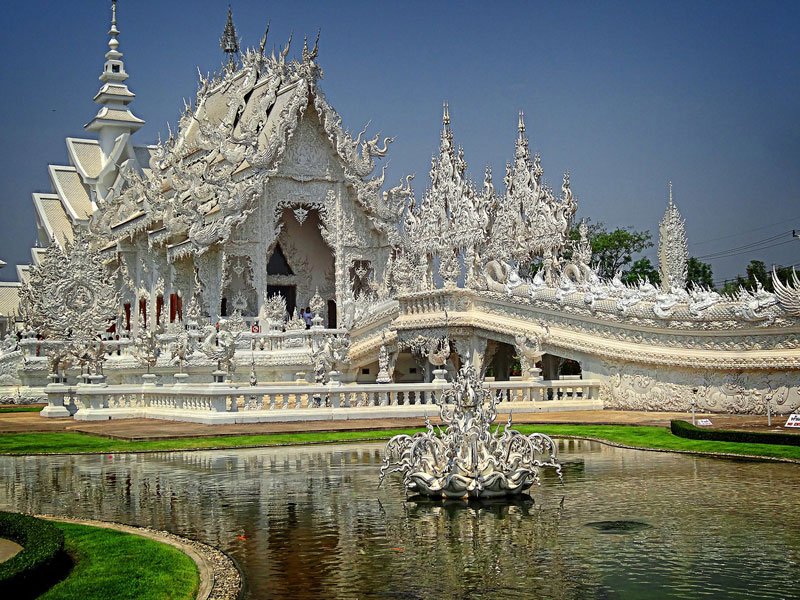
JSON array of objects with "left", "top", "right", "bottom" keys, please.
[{"left": 42, "top": 377, "right": 603, "bottom": 421}]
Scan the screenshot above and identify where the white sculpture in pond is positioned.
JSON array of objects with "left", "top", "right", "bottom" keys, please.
[{"left": 379, "top": 365, "right": 562, "bottom": 498}]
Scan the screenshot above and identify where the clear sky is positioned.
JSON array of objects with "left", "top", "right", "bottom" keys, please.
[{"left": 1, "top": 0, "right": 798, "bottom": 284}]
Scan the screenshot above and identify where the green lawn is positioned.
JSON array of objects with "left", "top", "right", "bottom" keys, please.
[
  {"left": 0, "top": 424, "right": 799, "bottom": 461},
  {"left": 515, "top": 424, "right": 800, "bottom": 461},
  {"left": 0, "top": 405, "right": 42, "bottom": 413},
  {"left": 0, "top": 429, "right": 423, "bottom": 455},
  {"left": 40, "top": 522, "right": 198, "bottom": 600}
]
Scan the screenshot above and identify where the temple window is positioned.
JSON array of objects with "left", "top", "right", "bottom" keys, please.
[
  {"left": 267, "top": 243, "right": 293, "bottom": 276},
  {"left": 169, "top": 293, "right": 182, "bottom": 322},
  {"left": 156, "top": 295, "right": 164, "bottom": 325},
  {"left": 138, "top": 297, "right": 147, "bottom": 328}
]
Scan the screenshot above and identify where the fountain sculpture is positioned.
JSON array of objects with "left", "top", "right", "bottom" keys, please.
[{"left": 379, "top": 365, "right": 562, "bottom": 498}]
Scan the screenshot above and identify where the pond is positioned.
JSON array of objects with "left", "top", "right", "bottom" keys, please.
[{"left": 1, "top": 440, "right": 798, "bottom": 599}]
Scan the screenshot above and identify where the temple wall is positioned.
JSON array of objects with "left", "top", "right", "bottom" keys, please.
[{"left": 579, "top": 356, "right": 800, "bottom": 415}]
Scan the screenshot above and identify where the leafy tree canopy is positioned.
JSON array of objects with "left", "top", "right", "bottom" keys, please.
[
  {"left": 720, "top": 260, "right": 796, "bottom": 296},
  {"left": 686, "top": 257, "right": 714, "bottom": 289},
  {"left": 565, "top": 221, "right": 653, "bottom": 280},
  {"left": 623, "top": 257, "right": 660, "bottom": 285}
]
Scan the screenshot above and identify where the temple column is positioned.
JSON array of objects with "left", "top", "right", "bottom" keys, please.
[{"left": 541, "top": 354, "right": 561, "bottom": 381}]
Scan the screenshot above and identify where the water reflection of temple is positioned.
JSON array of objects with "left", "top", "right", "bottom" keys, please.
[{"left": 2, "top": 443, "right": 799, "bottom": 599}]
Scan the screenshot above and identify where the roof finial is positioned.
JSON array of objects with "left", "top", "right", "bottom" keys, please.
[
  {"left": 220, "top": 5, "right": 240, "bottom": 68},
  {"left": 108, "top": 0, "right": 120, "bottom": 54},
  {"left": 95, "top": 0, "right": 128, "bottom": 84},
  {"left": 518, "top": 110, "right": 526, "bottom": 139},
  {"left": 302, "top": 30, "right": 320, "bottom": 63},
  {"left": 442, "top": 101, "right": 450, "bottom": 127},
  {"left": 668, "top": 181, "right": 674, "bottom": 207},
  {"left": 259, "top": 21, "right": 271, "bottom": 56}
]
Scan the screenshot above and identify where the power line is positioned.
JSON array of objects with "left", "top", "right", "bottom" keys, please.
[
  {"left": 695, "top": 232, "right": 793, "bottom": 260},
  {"left": 713, "top": 260, "right": 800, "bottom": 287},
  {"left": 690, "top": 215, "right": 800, "bottom": 248}
]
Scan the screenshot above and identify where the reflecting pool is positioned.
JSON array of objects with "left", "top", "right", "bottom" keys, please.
[{"left": 1, "top": 441, "right": 798, "bottom": 599}]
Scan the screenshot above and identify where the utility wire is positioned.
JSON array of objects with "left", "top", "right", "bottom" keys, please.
[
  {"left": 713, "top": 260, "right": 800, "bottom": 287},
  {"left": 690, "top": 216, "right": 800, "bottom": 247},
  {"left": 695, "top": 232, "right": 793, "bottom": 260}
]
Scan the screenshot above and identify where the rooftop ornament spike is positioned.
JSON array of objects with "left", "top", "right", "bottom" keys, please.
[
  {"left": 302, "top": 30, "right": 320, "bottom": 63},
  {"left": 220, "top": 5, "right": 240, "bottom": 67},
  {"left": 258, "top": 21, "right": 270, "bottom": 56}
]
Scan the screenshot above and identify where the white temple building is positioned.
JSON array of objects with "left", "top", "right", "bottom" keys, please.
[{"left": 0, "top": 3, "right": 799, "bottom": 420}]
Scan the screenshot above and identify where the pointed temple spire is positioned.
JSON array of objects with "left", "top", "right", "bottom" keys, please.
[
  {"left": 440, "top": 102, "right": 454, "bottom": 150},
  {"left": 518, "top": 110, "right": 526, "bottom": 139},
  {"left": 220, "top": 5, "right": 240, "bottom": 67},
  {"left": 658, "top": 181, "right": 689, "bottom": 291},
  {"left": 85, "top": 1, "right": 145, "bottom": 150}
]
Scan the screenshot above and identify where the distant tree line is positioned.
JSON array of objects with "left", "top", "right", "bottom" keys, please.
[{"left": 555, "top": 221, "right": 796, "bottom": 295}]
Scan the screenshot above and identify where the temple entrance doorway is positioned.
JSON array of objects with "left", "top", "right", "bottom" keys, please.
[
  {"left": 484, "top": 342, "right": 518, "bottom": 381},
  {"left": 327, "top": 299, "right": 337, "bottom": 328},
  {"left": 267, "top": 285, "right": 296, "bottom": 318},
  {"left": 540, "top": 353, "right": 582, "bottom": 381}
]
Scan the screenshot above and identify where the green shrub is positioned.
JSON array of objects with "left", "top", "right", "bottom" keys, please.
[
  {"left": 671, "top": 420, "right": 800, "bottom": 447},
  {"left": 0, "top": 511, "right": 68, "bottom": 597}
]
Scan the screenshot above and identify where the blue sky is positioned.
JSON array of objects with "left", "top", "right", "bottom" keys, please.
[{"left": 1, "top": 0, "right": 798, "bottom": 284}]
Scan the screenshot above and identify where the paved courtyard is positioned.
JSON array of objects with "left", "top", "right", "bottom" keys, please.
[{"left": 1, "top": 407, "right": 796, "bottom": 441}]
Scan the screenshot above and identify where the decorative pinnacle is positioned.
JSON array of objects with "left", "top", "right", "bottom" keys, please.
[
  {"left": 220, "top": 5, "right": 240, "bottom": 66},
  {"left": 301, "top": 30, "right": 320, "bottom": 63},
  {"left": 258, "top": 21, "right": 270, "bottom": 56},
  {"left": 108, "top": 0, "right": 120, "bottom": 52},
  {"left": 668, "top": 181, "right": 674, "bottom": 207},
  {"left": 442, "top": 102, "right": 450, "bottom": 127},
  {"left": 518, "top": 111, "right": 525, "bottom": 133}
]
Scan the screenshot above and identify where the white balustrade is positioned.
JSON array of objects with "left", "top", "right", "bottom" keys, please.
[{"left": 64, "top": 377, "right": 602, "bottom": 423}]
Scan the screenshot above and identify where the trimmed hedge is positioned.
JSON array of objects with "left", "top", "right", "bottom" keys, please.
[
  {"left": 0, "top": 512, "right": 68, "bottom": 597},
  {"left": 671, "top": 419, "right": 800, "bottom": 447}
]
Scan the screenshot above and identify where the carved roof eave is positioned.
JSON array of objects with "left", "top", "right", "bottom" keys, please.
[
  {"left": 98, "top": 240, "right": 118, "bottom": 258},
  {"left": 109, "top": 210, "right": 157, "bottom": 239},
  {"left": 166, "top": 239, "right": 194, "bottom": 263}
]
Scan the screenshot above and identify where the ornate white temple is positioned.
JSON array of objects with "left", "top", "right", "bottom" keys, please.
[{"left": 1, "top": 4, "right": 799, "bottom": 420}]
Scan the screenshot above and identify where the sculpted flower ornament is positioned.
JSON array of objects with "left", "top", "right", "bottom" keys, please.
[{"left": 379, "top": 365, "right": 562, "bottom": 498}]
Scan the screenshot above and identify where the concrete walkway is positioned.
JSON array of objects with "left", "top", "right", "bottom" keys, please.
[
  {"left": 0, "top": 537, "right": 22, "bottom": 563},
  {"left": 1, "top": 408, "right": 796, "bottom": 440}
]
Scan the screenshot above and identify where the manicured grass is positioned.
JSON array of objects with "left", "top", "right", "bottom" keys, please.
[
  {"left": 0, "top": 405, "right": 42, "bottom": 413},
  {"left": 515, "top": 424, "right": 800, "bottom": 461},
  {"left": 0, "top": 429, "right": 423, "bottom": 455},
  {"left": 39, "top": 522, "right": 198, "bottom": 600},
  {"left": 0, "top": 424, "right": 799, "bottom": 461}
]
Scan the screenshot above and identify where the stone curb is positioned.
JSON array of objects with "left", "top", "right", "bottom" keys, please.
[{"left": 37, "top": 515, "right": 242, "bottom": 600}]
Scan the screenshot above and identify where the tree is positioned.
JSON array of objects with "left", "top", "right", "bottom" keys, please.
[
  {"left": 686, "top": 257, "right": 714, "bottom": 289},
  {"left": 719, "top": 260, "right": 796, "bottom": 296},
  {"left": 623, "top": 257, "right": 660, "bottom": 285},
  {"left": 586, "top": 224, "right": 653, "bottom": 279}
]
